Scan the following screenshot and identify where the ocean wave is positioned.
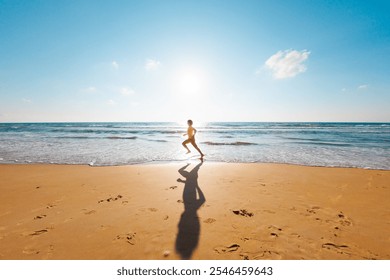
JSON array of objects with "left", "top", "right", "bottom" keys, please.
[
  {"left": 49, "top": 128, "right": 142, "bottom": 134},
  {"left": 159, "top": 130, "right": 180, "bottom": 134},
  {"left": 47, "top": 128, "right": 182, "bottom": 136},
  {"left": 202, "top": 141, "right": 257, "bottom": 146},
  {"left": 107, "top": 136, "right": 137, "bottom": 140},
  {"left": 292, "top": 141, "right": 352, "bottom": 147},
  {"left": 54, "top": 136, "right": 137, "bottom": 140},
  {"left": 146, "top": 139, "right": 168, "bottom": 143},
  {"left": 1, "top": 122, "right": 389, "bottom": 170}
]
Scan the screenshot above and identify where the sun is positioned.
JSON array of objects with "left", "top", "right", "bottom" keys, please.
[
  {"left": 169, "top": 64, "right": 212, "bottom": 121},
  {"left": 176, "top": 67, "right": 206, "bottom": 95}
]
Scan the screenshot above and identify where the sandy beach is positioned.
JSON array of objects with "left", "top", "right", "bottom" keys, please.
[{"left": 0, "top": 162, "right": 389, "bottom": 260}]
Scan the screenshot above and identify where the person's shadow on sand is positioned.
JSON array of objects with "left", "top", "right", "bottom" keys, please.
[{"left": 175, "top": 162, "right": 205, "bottom": 260}]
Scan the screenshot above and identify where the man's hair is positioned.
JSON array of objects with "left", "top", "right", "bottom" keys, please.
[{"left": 187, "top": 119, "right": 193, "bottom": 125}]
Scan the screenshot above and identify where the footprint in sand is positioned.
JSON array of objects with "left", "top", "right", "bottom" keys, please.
[
  {"left": 322, "top": 242, "right": 351, "bottom": 255},
  {"left": 290, "top": 232, "right": 302, "bottom": 238},
  {"left": 169, "top": 186, "right": 178, "bottom": 190},
  {"left": 29, "top": 229, "right": 49, "bottom": 236},
  {"left": 46, "top": 204, "right": 56, "bottom": 209},
  {"left": 232, "top": 209, "right": 254, "bottom": 217},
  {"left": 214, "top": 244, "right": 240, "bottom": 254},
  {"left": 203, "top": 218, "right": 216, "bottom": 224},
  {"left": 268, "top": 225, "right": 283, "bottom": 238},
  {"left": 301, "top": 206, "right": 354, "bottom": 230},
  {"left": 83, "top": 209, "right": 96, "bottom": 215},
  {"left": 305, "top": 206, "right": 321, "bottom": 215},
  {"left": 177, "top": 199, "right": 184, "bottom": 203},
  {"left": 337, "top": 212, "right": 353, "bottom": 226},
  {"left": 322, "top": 242, "right": 349, "bottom": 249},
  {"left": 240, "top": 253, "right": 250, "bottom": 260},
  {"left": 34, "top": 215, "right": 47, "bottom": 220},
  {"left": 148, "top": 208, "right": 158, "bottom": 212},
  {"left": 23, "top": 248, "right": 40, "bottom": 255},
  {"left": 115, "top": 233, "right": 137, "bottom": 245},
  {"left": 98, "top": 195, "right": 123, "bottom": 203},
  {"left": 255, "top": 179, "right": 266, "bottom": 187},
  {"left": 254, "top": 250, "right": 282, "bottom": 260}
]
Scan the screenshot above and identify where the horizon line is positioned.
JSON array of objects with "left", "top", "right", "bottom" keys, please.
[{"left": 1, "top": 121, "right": 389, "bottom": 124}]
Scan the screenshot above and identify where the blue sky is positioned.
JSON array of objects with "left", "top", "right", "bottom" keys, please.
[{"left": 0, "top": 0, "right": 389, "bottom": 122}]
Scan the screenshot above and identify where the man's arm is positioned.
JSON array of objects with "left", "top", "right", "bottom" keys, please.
[{"left": 178, "top": 164, "right": 190, "bottom": 178}]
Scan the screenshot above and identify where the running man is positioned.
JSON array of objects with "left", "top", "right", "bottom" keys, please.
[{"left": 182, "top": 120, "right": 204, "bottom": 159}]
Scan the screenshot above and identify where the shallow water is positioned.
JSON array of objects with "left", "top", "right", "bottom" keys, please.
[{"left": 0, "top": 122, "right": 389, "bottom": 169}]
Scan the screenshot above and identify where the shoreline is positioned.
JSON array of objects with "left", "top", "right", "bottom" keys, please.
[
  {"left": 1, "top": 160, "right": 390, "bottom": 171},
  {"left": 1, "top": 162, "right": 389, "bottom": 260},
  {"left": 2, "top": 122, "right": 389, "bottom": 170}
]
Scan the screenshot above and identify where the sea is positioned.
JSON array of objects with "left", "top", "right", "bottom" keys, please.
[{"left": 0, "top": 122, "right": 389, "bottom": 170}]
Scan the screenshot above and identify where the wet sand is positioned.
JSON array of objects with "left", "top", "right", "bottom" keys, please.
[{"left": 0, "top": 162, "right": 389, "bottom": 260}]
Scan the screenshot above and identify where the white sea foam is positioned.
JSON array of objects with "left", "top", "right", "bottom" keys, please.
[{"left": 0, "top": 122, "right": 389, "bottom": 169}]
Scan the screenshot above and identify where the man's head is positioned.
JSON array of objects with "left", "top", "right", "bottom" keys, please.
[{"left": 187, "top": 119, "right": 193, "bottom": 126}]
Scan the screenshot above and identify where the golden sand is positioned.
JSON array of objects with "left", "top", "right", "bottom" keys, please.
[{"left": 0, "top": 162, "right": 389, "bottom": 260}]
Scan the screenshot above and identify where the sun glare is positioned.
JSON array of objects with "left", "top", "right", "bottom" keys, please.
[
  {"left": 176, "top": 67, "right": 206, "bottom": 95},
  {"left": 170, "top": 65, "right": 212, "bottom": 122}
]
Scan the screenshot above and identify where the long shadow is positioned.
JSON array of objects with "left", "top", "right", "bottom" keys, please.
[{"left": 175, "top": 162, "right": 205, "bottom": 260}]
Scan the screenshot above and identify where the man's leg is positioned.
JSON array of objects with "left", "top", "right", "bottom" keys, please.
[
  {"left": 182, "top": 139, "right": 191, "bottom": 153},
  {"left": 191, "top": 139, "right": 204, "bottom": 157}
]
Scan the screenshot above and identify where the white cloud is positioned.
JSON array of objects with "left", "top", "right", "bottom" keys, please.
[
  {"left": 112, "top": 61, "right": 119, "bottom": 69},
  {"left": 145, "top": 59, "right": 161, "bottom": 71},
  {"left": 358, "top": 84, "right": 368, "bottom": 90},
  {"left": 119, "top": 87, "right": 135, "bottom": 96},
  {"left": 265, "top": 49, "right": 310, "bottom": 79},
  {"left": 22, "top": 98, "right": 32, "bottom": 103},
  {"left": 107, "top": 99, "right": 116, "bottom": 106}
]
